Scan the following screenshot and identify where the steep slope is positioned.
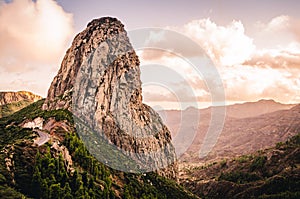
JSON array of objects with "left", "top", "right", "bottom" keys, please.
[
  {"left": 43, "top": 17, "right": 177, "bottom": 178},
  {"left": 0, "top": 100, "right": 196, "bottom": 198},
  {"left": 0, "top": 91, "right": 42, "bottom": 118},
  {"left": 180, "top": 133, "right": 300, "bottom": 198}
]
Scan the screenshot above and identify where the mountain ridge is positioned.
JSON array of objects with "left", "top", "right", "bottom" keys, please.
[
  {"left": 158, "top": 100, "right": 299, "bottom": 163},
  {"left": 0, "top": 91, "right": 41, "bottom": 106},
  {"left": 0, "top": 91, "right": 42, "bottom": 118}
]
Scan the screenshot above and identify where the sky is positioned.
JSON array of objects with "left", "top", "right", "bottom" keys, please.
[{"left": 0, "top": 0, "right": 300, "bottom": 109}]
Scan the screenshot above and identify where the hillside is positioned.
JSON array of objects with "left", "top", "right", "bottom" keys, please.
[
  {"left": 159, "top": 101, "right": 299, "bottom": 162},
  {"left": 0, "top": 91, "right": 42, "bottom": 118},
  {"left": 223, "top": 99, "right": 294, "bottom": 119},
  {"left": 180, "top": 132, "right": 300, "bottom": 198},
  {"left": 0, "top": 99, "right": 197, "bottom": 198}
]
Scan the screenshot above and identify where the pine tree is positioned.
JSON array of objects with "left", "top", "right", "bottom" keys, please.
[
  {"left": 31, "top": 167, "right": 42, "bottom": 198},
  {"left": 63, "top": 182, "right": 73, "bottom": 199},
  {"left": 49, "top": 183, "right": 61, "bottom": 199}
]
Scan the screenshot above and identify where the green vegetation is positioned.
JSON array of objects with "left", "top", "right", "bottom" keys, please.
[
  {"left": 249, "top": 155, "right": 267, "bottom": 172},
  {"left": 0, "top": 100, "right": 33, "bottom": 118},
  {"left": 219, "top": 171, "right": 261, "bottom": 184},
  {"left": 0, "top": 99, "right": 72, "bottom": 148},
  {"left": 0, "top": 99, "right": 73, "bottom": 126},
  {"left": 0, "top": 185, "right": 27, "bottom": 199},
  {"left": 0, "top": 100, "right": 197, "bottom": 199},
  {"left": 183, "top": 133, "right": 300, "bottom": 199}
]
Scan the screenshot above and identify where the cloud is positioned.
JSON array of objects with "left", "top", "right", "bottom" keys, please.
[
  {"left": 143, "top": 87, "right": 210, "bottom": 103},
  {"left": 0, "top": 0, "right": 74, "bottom": 96},
  {"left": 253, "top": 15, "right": 300, "bottom": 49},
  {"left": 174, "top": 18, "right": 256, "bottom": 66},
  {"left": 0, "top": 0, "right": 74, "bottom": 66},
  {"left": 139, "top": 16, "right": 300, "bottom": 106},
  {"left": 246, "top": 15, "right": 300, "bottom": 70},
  {"left": 243, "top": 49, "right": 300, "bottom": 69},
  {"left": 221, "top": 65, "right": 300, "bottom": 103},
  {"left": 139, "top": 19, "right": 256, "bottom": 67},
  {"left": 138, "top": 29, "right": 208, "bottom": 62}
]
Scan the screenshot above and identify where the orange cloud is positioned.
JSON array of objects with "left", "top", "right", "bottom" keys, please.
[
  {"left": 243, "top": 50, "right": 300, "bottom": 69},
  {"left": 0, "top": 0, "right": 74, "bottom": 71},
  {"left": 0, "top": 0, "right": 74, "bottom": 96}
]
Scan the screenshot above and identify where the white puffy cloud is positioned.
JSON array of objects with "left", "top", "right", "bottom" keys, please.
[
  {"left": 174, "top": 18, "right": 256, "bottom": 66},
  {"left": 0, "top": 0, "right": 74, "bottom": 96},
  {"left": 220, "top": 64, "right": 300, "bottom": 103},
  {"left": 252, "top": 15, "right": 297, "bottom": 50},
  {"left": 140, "top": 19, "right": 256, "bottom": 66}
]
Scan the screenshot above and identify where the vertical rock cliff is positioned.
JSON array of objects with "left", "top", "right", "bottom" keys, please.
[{"left": 43, "top": 17, "right": 177, "bottom": 179}]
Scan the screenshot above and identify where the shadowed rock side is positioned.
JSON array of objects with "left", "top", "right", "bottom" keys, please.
[{"left": 43, "top": 17, "right": 177, "bottom": 179}]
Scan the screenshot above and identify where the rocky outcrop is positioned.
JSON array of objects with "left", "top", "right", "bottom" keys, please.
[
  {"left": 0, "top": 91, "right": 41, "bottom": 106},
  {"left": 21, "top": 117, "right": 44, "bottom": 129},
  {"left": 43, "top": 17, "right": 129, "bottom": 110},
  {"left": 43, "top": 17, "right": 177, "bottom": 179}
]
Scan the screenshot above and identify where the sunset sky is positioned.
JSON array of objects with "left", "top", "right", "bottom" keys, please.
[{"left": 0, "top": 0, "right": 300, "bottom": 109}]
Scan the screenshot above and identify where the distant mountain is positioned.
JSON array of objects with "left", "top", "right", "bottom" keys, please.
[
  {"left": 181, "top": 132, "right": 300, "bottom": 198},
  {"left": 225, "top": 99, "right": 295, "bottom": 119},
  {"left": 158, "top": 100, "right": 298, "bottom": 162},
  {"left": 199, "top": 104, "right": 300, "bottom": 162},
  {"left": 0, "top": 91, "right": 42, "bottom": 118}
]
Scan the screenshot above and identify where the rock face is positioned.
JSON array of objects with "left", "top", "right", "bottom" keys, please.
[
  {"left": 44, "top": 17, "right": 177, "bottom": 179},
  {"left": 0, "top": 91, "right": 41, "bottom": 106},
  {"left": 21, "top": 117, "right": 44, "bottom": 129}
]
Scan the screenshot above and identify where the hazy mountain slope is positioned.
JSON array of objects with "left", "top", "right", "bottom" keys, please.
[
  {"left": 159, "top": 101, "right": 299, "bottom": 162},
  {"left": 225, "top": 99, "right": 294, "bottom": 119},
  {"left": 201, "top": 104, "right": 300, "bottom": 161},
  {"left": 180, "top": 133, "right": 300, "bottom": 199},
  {"left": 0, "top": 91, "right": 42, "bottom": 118}
]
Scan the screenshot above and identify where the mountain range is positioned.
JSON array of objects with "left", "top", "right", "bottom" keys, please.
[{"left": 158, "top": 100, "right": 299, "bottom": 163}]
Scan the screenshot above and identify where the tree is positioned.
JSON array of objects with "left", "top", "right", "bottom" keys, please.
[
  {"left": 49, "top": 183, "right": 61, "bottom": 199},
  {"left": 75, "top": 183, "right": 85, "bottom": 198},
  {"left": 82, "top": 171, "right": 88, "bottom": 187},
  {"left": 31, "top": 167, "right": 42, "bottom": 198},
  {"left": 63, "top": 182, "right": 73, "bottom": 199},
  {"left": 41, "top": 179, "right": 49, "bottom": 199}
]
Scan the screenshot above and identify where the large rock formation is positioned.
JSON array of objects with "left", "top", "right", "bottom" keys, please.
[
  {"left": 0, "top": 91, "right": 41, "bottom": 106},
  {"left": 43, "top": 17, "right": 177, "bottom": 178}
]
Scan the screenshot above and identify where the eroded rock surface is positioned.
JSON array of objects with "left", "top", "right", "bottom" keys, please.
[
  {"left": 43, "top": 17, "right": 177, "bottom": 179},
  {"left": 0, "top": 91, "right": 41, "bottom": 106}
]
